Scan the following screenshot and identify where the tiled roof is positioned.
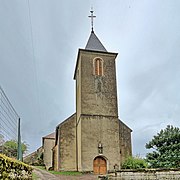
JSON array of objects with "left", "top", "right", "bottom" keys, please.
[{"left": 85, "top": 31, "right": 107, "bottom": 52}]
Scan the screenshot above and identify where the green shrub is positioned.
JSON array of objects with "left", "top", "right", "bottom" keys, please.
[
  {"left": 0, "top": 153, "right": 33, "bottom": 179},
  {"left": 122, "top": 156, "right": 148, "bottom": 169}
]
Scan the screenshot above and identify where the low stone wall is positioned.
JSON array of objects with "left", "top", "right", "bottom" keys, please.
[{"left": 108, "top": 168, "right": 180, "bottom": 180}]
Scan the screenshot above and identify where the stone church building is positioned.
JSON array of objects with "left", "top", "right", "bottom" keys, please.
[
  {"left": 48, "top": 27, "right": 132, "bottom": 174},
  {"left": 42, "top": 11, "right": 132, "bottom": 173}
]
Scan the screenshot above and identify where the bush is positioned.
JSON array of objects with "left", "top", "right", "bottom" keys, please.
[
  {"left": 0, "top": 153, "right": 33, "bottom": 179},
  {"left": 122, "top": 156, "right": 148, "bottom": 169}
]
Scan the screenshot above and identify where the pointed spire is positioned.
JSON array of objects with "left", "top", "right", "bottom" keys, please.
[
  {"left": 85, "top": 31, "right": 107, "bottom": 52},
  {"left": 86, "top": 8, "right": 107, "bottom": 52}
]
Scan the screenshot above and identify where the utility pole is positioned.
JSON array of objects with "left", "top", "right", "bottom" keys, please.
[{"left": 17, "top": 118, "right": 22, "bottom": 161}]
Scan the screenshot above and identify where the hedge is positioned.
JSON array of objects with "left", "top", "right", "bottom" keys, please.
[
  {"left": 0, "top": 153, "right": 33, "bottom": 179},
  {"left": 122, "top": 156, "right": 148, "bottom": 169}
]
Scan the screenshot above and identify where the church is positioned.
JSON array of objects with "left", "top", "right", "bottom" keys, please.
[{"left": 44, "top": 11, "right": 132, "bottom": 174}]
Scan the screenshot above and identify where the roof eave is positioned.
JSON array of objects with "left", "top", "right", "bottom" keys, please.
[{"left": 73, "top": 49, "right": 118, "bottom": 80}]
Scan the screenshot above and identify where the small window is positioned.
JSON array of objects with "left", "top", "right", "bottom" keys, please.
[{"left": 94, "top": 58, "right": 103, "bottom": 76}]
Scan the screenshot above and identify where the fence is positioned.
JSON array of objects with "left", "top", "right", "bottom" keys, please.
[{"left": 0, "top": 86, "right": 19, "bottom": 153}]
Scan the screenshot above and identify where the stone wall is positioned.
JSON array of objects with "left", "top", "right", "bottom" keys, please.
[
  {"left": 52, "top": 145, "right": 58, "bottom": 171},
  {"left": 108, "top": 169, "right": 180, "bottom": 180},
  {"left": 119, "top": 120, "right": 132, "bottom": 165},
  {"left": 80, "top": 50, "right": 118, "bottom": 117},
  {"left": 58, "top": 113, "right": 76, "bottom": 171},
  {"left": 43, "top": 138, "right": 55, "bottom": 170},
  {"left": 81, "top": 115, "right": 121, "bottom": 172}
]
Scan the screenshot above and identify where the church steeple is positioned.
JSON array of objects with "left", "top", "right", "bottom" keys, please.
[
  {"left": 85, "top": 31, "right": 107, "bottom": 52},
  {"left": 86, "top": 8, "right": 107, "bottom": 52}
]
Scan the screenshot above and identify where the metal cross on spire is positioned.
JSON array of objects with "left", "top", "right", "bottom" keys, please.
[{"left": 88, "top": 7, "right": 96, "bottom": 32}]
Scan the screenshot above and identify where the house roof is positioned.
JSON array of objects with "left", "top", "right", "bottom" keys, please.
[
  {"left": 119, "top": 119, "right": 133, "bottom": 132},
  {"left": 85, "top": 30, "right": 107, "bottom": 52},
  {"left": 43, "top": 132, "right": 55, "bottom": 139},
  {"left": 56, "top": 113, "right": 76, "bottom": 128}
]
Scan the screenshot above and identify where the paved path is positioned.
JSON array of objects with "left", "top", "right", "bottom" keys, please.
[
  {"left": 33, "top": 168, "right": 57, "bottom": 180},
  {"left": 33, "top": 168, "right": 98, "bottom": 180}
]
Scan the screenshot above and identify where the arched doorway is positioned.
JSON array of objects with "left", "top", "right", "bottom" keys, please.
[{"left": 93, "top": 156, "right": 107, "bottom": 175}]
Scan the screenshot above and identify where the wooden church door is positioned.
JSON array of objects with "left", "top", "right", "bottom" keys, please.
[{"left": 93, "top": 156, "right": 107, "bottom": 174}]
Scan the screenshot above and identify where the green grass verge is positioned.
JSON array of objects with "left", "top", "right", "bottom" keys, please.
[
  {"left": 49, "top": 171, "right": 82, "bottom": 176},
  {"left": 34, "top": 166, "right": 82, "bottom": 176},
  {"left": 35, "top": 166, "right": 46, "bottom": 170}
]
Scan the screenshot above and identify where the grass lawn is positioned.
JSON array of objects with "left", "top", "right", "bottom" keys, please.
[
  {"left": 35, "top": 166, "right": 46, "bottom": 170},
  {"left": 49, "top": 171, "right": 82, "bottom": 176},
  {"left": 35, "top": 166, "right": 82, "bottom": 176}
]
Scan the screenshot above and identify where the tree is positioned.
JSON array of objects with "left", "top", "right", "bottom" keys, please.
[
  {"left": 145, "top": 125, "right": 180, "bottom": 168},
  {"left": 3, "top": 140, "right": 28, "bottom": 158}
]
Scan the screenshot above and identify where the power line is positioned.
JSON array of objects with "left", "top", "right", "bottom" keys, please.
[
  {"left": 27, "top": 0, "right": 42, "bottom": 124},
  {"left": 0, "top": 86, "right": 19, "bottom": 143},
  {"left": 0, "top": 86, "right": 19, "bottom": 118},
  {"left": 0, "top": 101, "right": 17, "bottom": 127}
]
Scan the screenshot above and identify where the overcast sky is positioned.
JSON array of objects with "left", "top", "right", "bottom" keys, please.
[{"left": 0, "top": 0, "right": 180, "bottom": 156}]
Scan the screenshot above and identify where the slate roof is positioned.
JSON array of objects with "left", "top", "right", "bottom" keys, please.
[{"left": 85, "top": 30, "right": 107, "bottom": 52}]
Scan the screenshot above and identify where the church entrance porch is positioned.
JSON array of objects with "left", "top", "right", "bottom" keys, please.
[{"left": 93, "top": 156, "right": 107, "bottom": 175}]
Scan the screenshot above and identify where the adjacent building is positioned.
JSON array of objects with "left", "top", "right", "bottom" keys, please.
[{"left": 42, "top": 132, "right": 55, "bottom": 170}]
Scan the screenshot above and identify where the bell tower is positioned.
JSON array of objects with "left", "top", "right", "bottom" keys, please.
[
  {"left": 74, "top": 29, "right": 118, "bottom": 119},
  {"left": 73, "top": 10, "right": 121, "bottom": 173}
]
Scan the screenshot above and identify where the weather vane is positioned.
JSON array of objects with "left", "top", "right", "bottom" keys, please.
[{"left": 88, "top": 7, "right": 96, "bottom": 32}]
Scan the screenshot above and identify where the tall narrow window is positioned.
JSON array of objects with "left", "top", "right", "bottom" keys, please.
[{"left": 94, "top": 58, "right": 103, "bottom": 76}]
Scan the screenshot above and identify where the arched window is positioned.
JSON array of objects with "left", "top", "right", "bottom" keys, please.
[{"left": 94, "top": 58, "right": 103, "bottom": 76}]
